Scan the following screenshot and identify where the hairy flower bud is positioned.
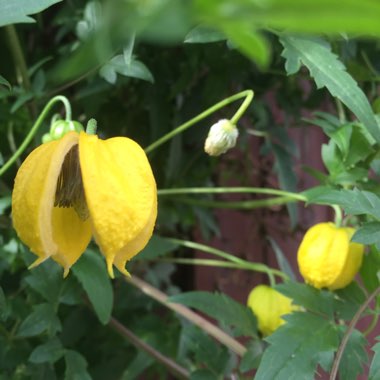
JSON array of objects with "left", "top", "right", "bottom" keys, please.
[{"left": 204, "top": 119, "right": 238, "bottom": 156}]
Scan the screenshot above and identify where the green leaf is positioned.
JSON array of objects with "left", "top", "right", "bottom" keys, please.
[
  {"left": 178, "top": 322, "right": 230, "bottom": 375},
  {"left": 255, "top": 312, "right": 338, "bottom": 380},
  {"left": 271, "top": 142, "right": 298, "bottom": 227},
  {"left": 169, "top": 291, "right": 257, "bottom": 337},
  {"left": 223, "top": 24, "right": 269, "bottom": 68},
  {"left": 109, "top": 55, "right": 154, "bottom": 83},
  {"left": 190, "top": 369, "right": 216, "bottom": 380},
  {"left": 0, "top": 75, "right": 11, "bottom": 90},
  {"left": 267, "top": 237, "right": 296, "bottom": 281},
  {"left": 352, "top": 222, "right": 380, "bottom": 246},
  {"left": 360, "top": 248, "right": 380, "bottom": 293},
  {"left": 17, "top": 303, "right": 61, "bottom": 337},
  {"left": 338, "top": 328, "right": 367, "bottom": 380},
  {"left": 0, "top": 195, "right": 12, "bottom": 214},
  {"left": 24, "top": 261, "right": 63, "bottom": 303},
  {"left": 240, "top": 340, "right": 264, "bottom": 372},
  {"left": 64, "top": 350, "right": 91, "bottom": 380},
  {"left": 29, "top": 338, "right": 65, "bottom": 364},
  {"left": 304, "top": 188, "right": 380, "bottom": 220},
  {"left": 72, "top": 250, "right": 113, "bottom": 325},
  {"left": 0, "top": 286, "right": 8, "bottom": 321},
  {"left": 280, "top": 35, "right": 380, "bottom": 143},
  {"left": 185, "top": 25, "right": 226, "bottom": 43},
  {"left": 121, "top": 351, "right": 154, "bottom": 380},
  {"left": 369, "top": 338, "right": 380, "bottom": 380},
  {"left": 136, "top": 235, "right": 178, "bottom": 260},
  {"left": 276, "top": 282, "right": 335, "bottom": 317},
  {"left": 0, "top": 0, "right": 62, "bottom": 27},
  {"left": 10, "top": 92, "right": 34, "bottom": 113}
]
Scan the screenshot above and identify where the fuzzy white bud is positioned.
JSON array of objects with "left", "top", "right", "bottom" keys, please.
[{"left": 204, "top": 119, "right": 238, "bottom": 156}]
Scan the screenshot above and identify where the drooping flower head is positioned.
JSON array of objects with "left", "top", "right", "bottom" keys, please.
[{"left": 12, "top": 127, "right": 157, "bottom": 278}]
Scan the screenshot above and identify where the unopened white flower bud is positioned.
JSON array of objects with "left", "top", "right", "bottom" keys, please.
[{"left": 204, "top": 119, "right": 238, "bottom": 156}]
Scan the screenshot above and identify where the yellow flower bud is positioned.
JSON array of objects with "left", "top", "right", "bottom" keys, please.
[
  {"left": 204, "top": 119, "right": 238, "bottom": 156},
  {"left": 247, "top": 285, "right": 296, "bottom": 336},
  {"left": 297, "top": 222, "right": 364, "bottom": 290}
]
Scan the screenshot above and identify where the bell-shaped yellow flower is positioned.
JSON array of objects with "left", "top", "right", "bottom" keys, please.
[
  {"left": 297, "top": 222, "right": 364, "bottom": 290},
  {"left": 12, "top": 131, "right": 157, "bottom": 278},
  {"left": 247, "top": 285, "right": 297, "bottom": 336}
]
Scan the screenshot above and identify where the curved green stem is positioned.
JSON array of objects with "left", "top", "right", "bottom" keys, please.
[
  {"left": 158, "top": 187, "right": 307, "bottom": 201},
  {"left": 144, "top": 90, "right": 254, "bottom": 154},
  {"left": 167, "top": 238, "right": 287, "bottom": 284},
  {"left": 0, "top": 95, "right": 72, "bottom": 177},
  {"left": 169, "top": 196, "right": 298, "bottom": 209},
  {"left": 230, "top": 90, "right": 254, "bottom": 125},
  {"left": 333, "top": 205, "right": 343, "bottom": 227}
]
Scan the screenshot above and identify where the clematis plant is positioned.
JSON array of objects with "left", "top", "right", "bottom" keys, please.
[{"left": 12, "top": 119, "right": 157, "bottom": 278}]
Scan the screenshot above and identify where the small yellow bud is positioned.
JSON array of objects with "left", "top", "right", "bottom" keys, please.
[{"left": 204, "top": 119, "right": 238, "bottom": 156}]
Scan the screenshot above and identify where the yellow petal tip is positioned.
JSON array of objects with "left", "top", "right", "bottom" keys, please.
[
  {"left": 106, "top": 258, "right": 115, "bottom": 279},
  {"left": 63, "top": 267, "right": 70, "bottom": 278},
  {"left": 28, "top": 256, "right": 49, "bottom": 270}
]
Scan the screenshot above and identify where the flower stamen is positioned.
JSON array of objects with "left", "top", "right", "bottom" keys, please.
[{"left": 54, "top": 145, "right": 89, "bottom": 220}]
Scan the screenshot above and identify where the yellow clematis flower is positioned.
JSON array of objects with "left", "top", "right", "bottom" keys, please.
[
  {"left": 247, "top": 285, "right": 298, "bottom": 336},
  {"left": 12, "top": 130, "right": 157, "bottom": 278}
]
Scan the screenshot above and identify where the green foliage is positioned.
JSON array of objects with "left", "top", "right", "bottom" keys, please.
[
  {"left": 169, "top": 291, "right": 257, "bottom": 337},
  {"left": 2, "top": 1, "right": 380, "bottom": 379},
  {"left": 369, "top": 338, "right": 380, "bottom": 380},
  {"left": 72, "top": 250, "right": 113, "bottom": 325},
  {"left": 0, "top": 0, "right": 61, "bottom": 27},
  {"left": 280, "top": 35, "right": 380, "bottom": 142},
  {"left": 255, "top": 312, "right": 339, "bottom": 379}
]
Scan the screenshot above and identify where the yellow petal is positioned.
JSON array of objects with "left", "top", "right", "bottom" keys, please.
[
  {"left": 329, "top": 228, "right": 364, "bottom": 290},
  {"left": 51, "top": 206, "right": 92, "bottom": 277},
  {"left": 79, "top": 132, "right": 157, "bottom": 277},
  {"left": 12, "top": 132, "right": 89, "bottom": 272}
]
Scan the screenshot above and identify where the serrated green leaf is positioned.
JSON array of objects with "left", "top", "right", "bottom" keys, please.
[
  {"left": 304, "top": 188, "right": 380, "bottom": 220},
  {"left": 29, "top": 338, "right": 65, "bottom": 364},
  {"left": 64, "top": 350, "right": 91, "bottom": 380},
  {"left": 280, "top": 35, "right": 380, "bottom": 143},
  {"left": 185, "top": 25, "right": 226, "bottom": 43},
  {"left": 72, "top": 250, "right": 113, "bottom": 325},
  {"left": 0, "top": 75, "right": 11, "bottom": 90},
  {"left": 338, "top": 328, "right": 367, "bottom": 380},
  {"left": 276, "top": 282, "right": 335, "bottom": 317},
  {"left": 255, "top": 312, "right": 338, "bottom": 380},
  {"left": 352, "top": 222, "right": 380, "bottom": 245},
  {"left": 169, "top": 291, "right": 257, "bottom": 337},
  {"left": 0, "top": 0, "right": 62, "bottom": 27},
  {"left": 369, "top": 339, "right": 380, "bottom": 380},
  {"left": 17, "top": 303, "right": 61, "bottom": 337},
  {"left": 136, "top": 235, "right": 178, "bottom": 260}
]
